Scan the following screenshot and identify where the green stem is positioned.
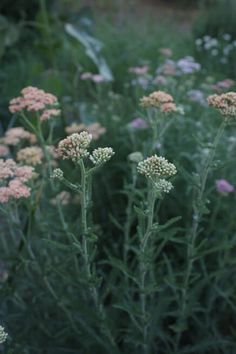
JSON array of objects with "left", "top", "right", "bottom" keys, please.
[
  {"left": 123, "top": 164, "right": 137, "bottom": 264},
  {"left": 139, "top": 184, "right": 156, "bottom": 354},
  {"left": 79, "top": 159, "right": 98, "bottom": 305}
]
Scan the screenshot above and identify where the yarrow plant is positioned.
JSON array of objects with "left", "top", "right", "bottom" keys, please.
[
  {"left": 134, "top": 155, "right": 177, "bottom": 353},
  {"left": 139, "top": 91, "right": 180, "bottom": 155},
  {"left": 51, "top": 130, "right": 115, "bottom": 348}
]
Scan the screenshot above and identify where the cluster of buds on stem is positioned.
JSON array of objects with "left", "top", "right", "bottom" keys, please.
[{"left": 138, "top": 155, "right": 177, "bottom": 195}]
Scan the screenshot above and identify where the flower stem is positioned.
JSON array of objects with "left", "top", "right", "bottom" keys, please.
[{"left": 139, "top": 183, "right": 156, "bottom": 354}]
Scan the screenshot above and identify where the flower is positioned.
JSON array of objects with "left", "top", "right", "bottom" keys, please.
[
  {"left": 0, "top": 159, "right": 16, "bottom": 179},
  {"left": 160, "top": 102, "right": 177, "bottom": 113},
  {"left": 128, "top": 151, "right": 143, "bottom": 163},
  {"left": 17, "top": 146, "right": 44, "bottom": 166},
  {"left": 81, "top": 72, "right": 93, "bottom": 80},
  {"left": 140, "top": 90, "right": 175, "bottom": 111},
  {"left": 154, "top": 179, "right": 173, "bottom": 193},
  {"left": 50, "top": 191, "right": 71, "bottom": 205},
  {"left": 80, "top": 72, "right": 106, "bottom": 83},
  {"left": 207, "top": 92, "right": 236, "bottom": 117},
  {"left": 176, "top": 56, "right": 201, "bottom": 74},
  {"left": 0, "top": 159, "right": 34, "bottom": 203},
  {"left": 92, "top": 74, "right": 106, "bottom": 83},
  {"left": 8, "top": 179, "right": 31, "bottom": 199},
  {"left": 90, "top": 147, "right": 114, "bottom": 165},
  {"left": 9, "top": 86, "right": 60, "bottom": 121},
  {"left": 66, "top": 122, "right": 106, "bottom": 140},
  {"left": 187, "top": 90, "right": 206, "bottom": 106},
  {"left": 137, "top": 155, "right": 177, "bottom": 179},
  {"left": 0, "top": 325, "right": 7, "bottom": 344},
  {"left": 159, "top": 48, "right": 173, "bottom": 57},
  {"left": 4, "top": 127, "right": 36, "bottom": 146},
  {"left": 212, "top": 79, "right": 234, "bottom": 92},
  {"left": 129, "top": 65, "right": 149, "bottom": 75},
  {"left": 0, "top": 145, "right": 10, "bottom": 157},
  {"left": 40, "top": 109, "right": 60, "bottom": 121},
  {"left": 215, "top": 179, "right": 234, "bottom": 194},
  {"left": 51, "top": 168, "right": 64, "bottom": 180},
  {"left": 129, "top": 118, "right": 148, "bottom": 129},
  {"left": 57, "top": 132, "right": 92, "bottom": 161}
]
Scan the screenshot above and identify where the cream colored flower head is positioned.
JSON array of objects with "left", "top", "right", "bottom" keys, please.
[
  {"left": 57, "top": 132, "right": 92, "bottom": 161},
  {"left": 90, "top": 147, "right": 114, "bottom": 166},
  {"left": 137, "top": 155, "right": 177, "bottom": 179},
  {"left": 17, "top": 146, "right": 44, "bottom": 166},
  {"left": 207, "top": 92, "right": 236, "bottom": 118}
]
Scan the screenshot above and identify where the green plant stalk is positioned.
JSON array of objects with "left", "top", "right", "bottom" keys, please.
[
  {"left": 79, "top": 159, "right": 98, "bottom": 306},
  {"left": 139, "top": 183, "right": 156, "bottom": 354},
  {"left": 123, "top": 163, "right": 137, "bottom": 264},
  {"left": 176, "top": 119, "right": 227, "bottom": 348},
  {"left": 79, "top": 160, "right": 118, "bottom": 352}
]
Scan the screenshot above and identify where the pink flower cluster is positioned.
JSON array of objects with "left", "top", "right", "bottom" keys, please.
[
  {"left": 9, "top": 86, "right": 60, "bottom": 122},
  {"left": 80, "top": 72, "right": 107, "bottom": 83},
  {"left": 4, "top": 127, "right": 36, "bottom": 146},
  {"left": 0, "top": 159, "right": 34, "bottom": 203},
  {"left": 129, "top": 65, "right": 149, "bottom": 75}
]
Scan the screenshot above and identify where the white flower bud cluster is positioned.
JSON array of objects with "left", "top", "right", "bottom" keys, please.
[
  {"left": 154, "top": 179, "right": 173, "bottom": 194},
  {"left": 90, "top": 147, "right": 114, "bottom": 166},
  {"left": 57, "top": 132, "right": 92, "bottom": 161},
  {"left": 51, "top": 168, "right": 64, "bottom": 180},
  {"left": 138, "top": 155, "right": 177, "bottom": 195},
  {"left": 137, "top": 155, "right": 177, "bottom": 179},
  {"left": 0, "top": 325, "right": 8, "bottom": 344}
]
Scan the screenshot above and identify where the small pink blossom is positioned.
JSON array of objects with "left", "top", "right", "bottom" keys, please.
[
  {"left": 92, "top": 74, "right": 106, "bottom": 83},
  {"left": 80, "top": 72, "right": 93, "bottom": 80},
  {"left": 40, "top": 109, "right": 60, "bottom": 121},
  {"left": 215, "top": 179, "right": 235, "bottom": 194},
  {"left": 8, "top": 179, "right": 31, "bottom": 199},
  {"left": 15, "top": 166, "right": 34, "bottom": 182},
  {"left": 0, "top": 145, "right": 10, "bottom": 157},
  {"left": 4, "top": 127, "right": 36, "bottom": 146},
  {"left": 0, "top": 159, "right": 34, "bottom": 203},
  {"left": 0, "top": 159, "right": 16, "bottom": 179},
  {"left": 0, "top": 187, "right": 11, "bottom": 203},
  {"left": 129, "top": 65, "right": 149, "bottom": 75}
]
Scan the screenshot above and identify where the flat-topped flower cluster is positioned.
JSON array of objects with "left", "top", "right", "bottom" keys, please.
[
  {"left": 140, "top": 90, "right": 177, "bottom": 113},
  {"left": 138, "top": 155, "right": 177, "bottom": 194},
  {"left": 207, "top": 92, "right": 236, "bottom": 117},
  {"left": 55, "top": 131, "right": 114, "bottom": 169},
  {"left": 0, "top": 159, "right": 34, "bottom": 203},
  {"left": 9, "top": 86, "right": 60, "bottom": 122}
]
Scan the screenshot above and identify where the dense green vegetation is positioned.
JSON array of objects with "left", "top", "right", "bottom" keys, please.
[{"left": 0, "top": 1, "right": 236, "bottom": 353}]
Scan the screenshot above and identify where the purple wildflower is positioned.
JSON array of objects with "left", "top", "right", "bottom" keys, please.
[
  {"left": 215, "top": 179, "right": 235, "bottom": 194},
  {"left": 129, "top": 118, "right": 148, "bottom": 129}
]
